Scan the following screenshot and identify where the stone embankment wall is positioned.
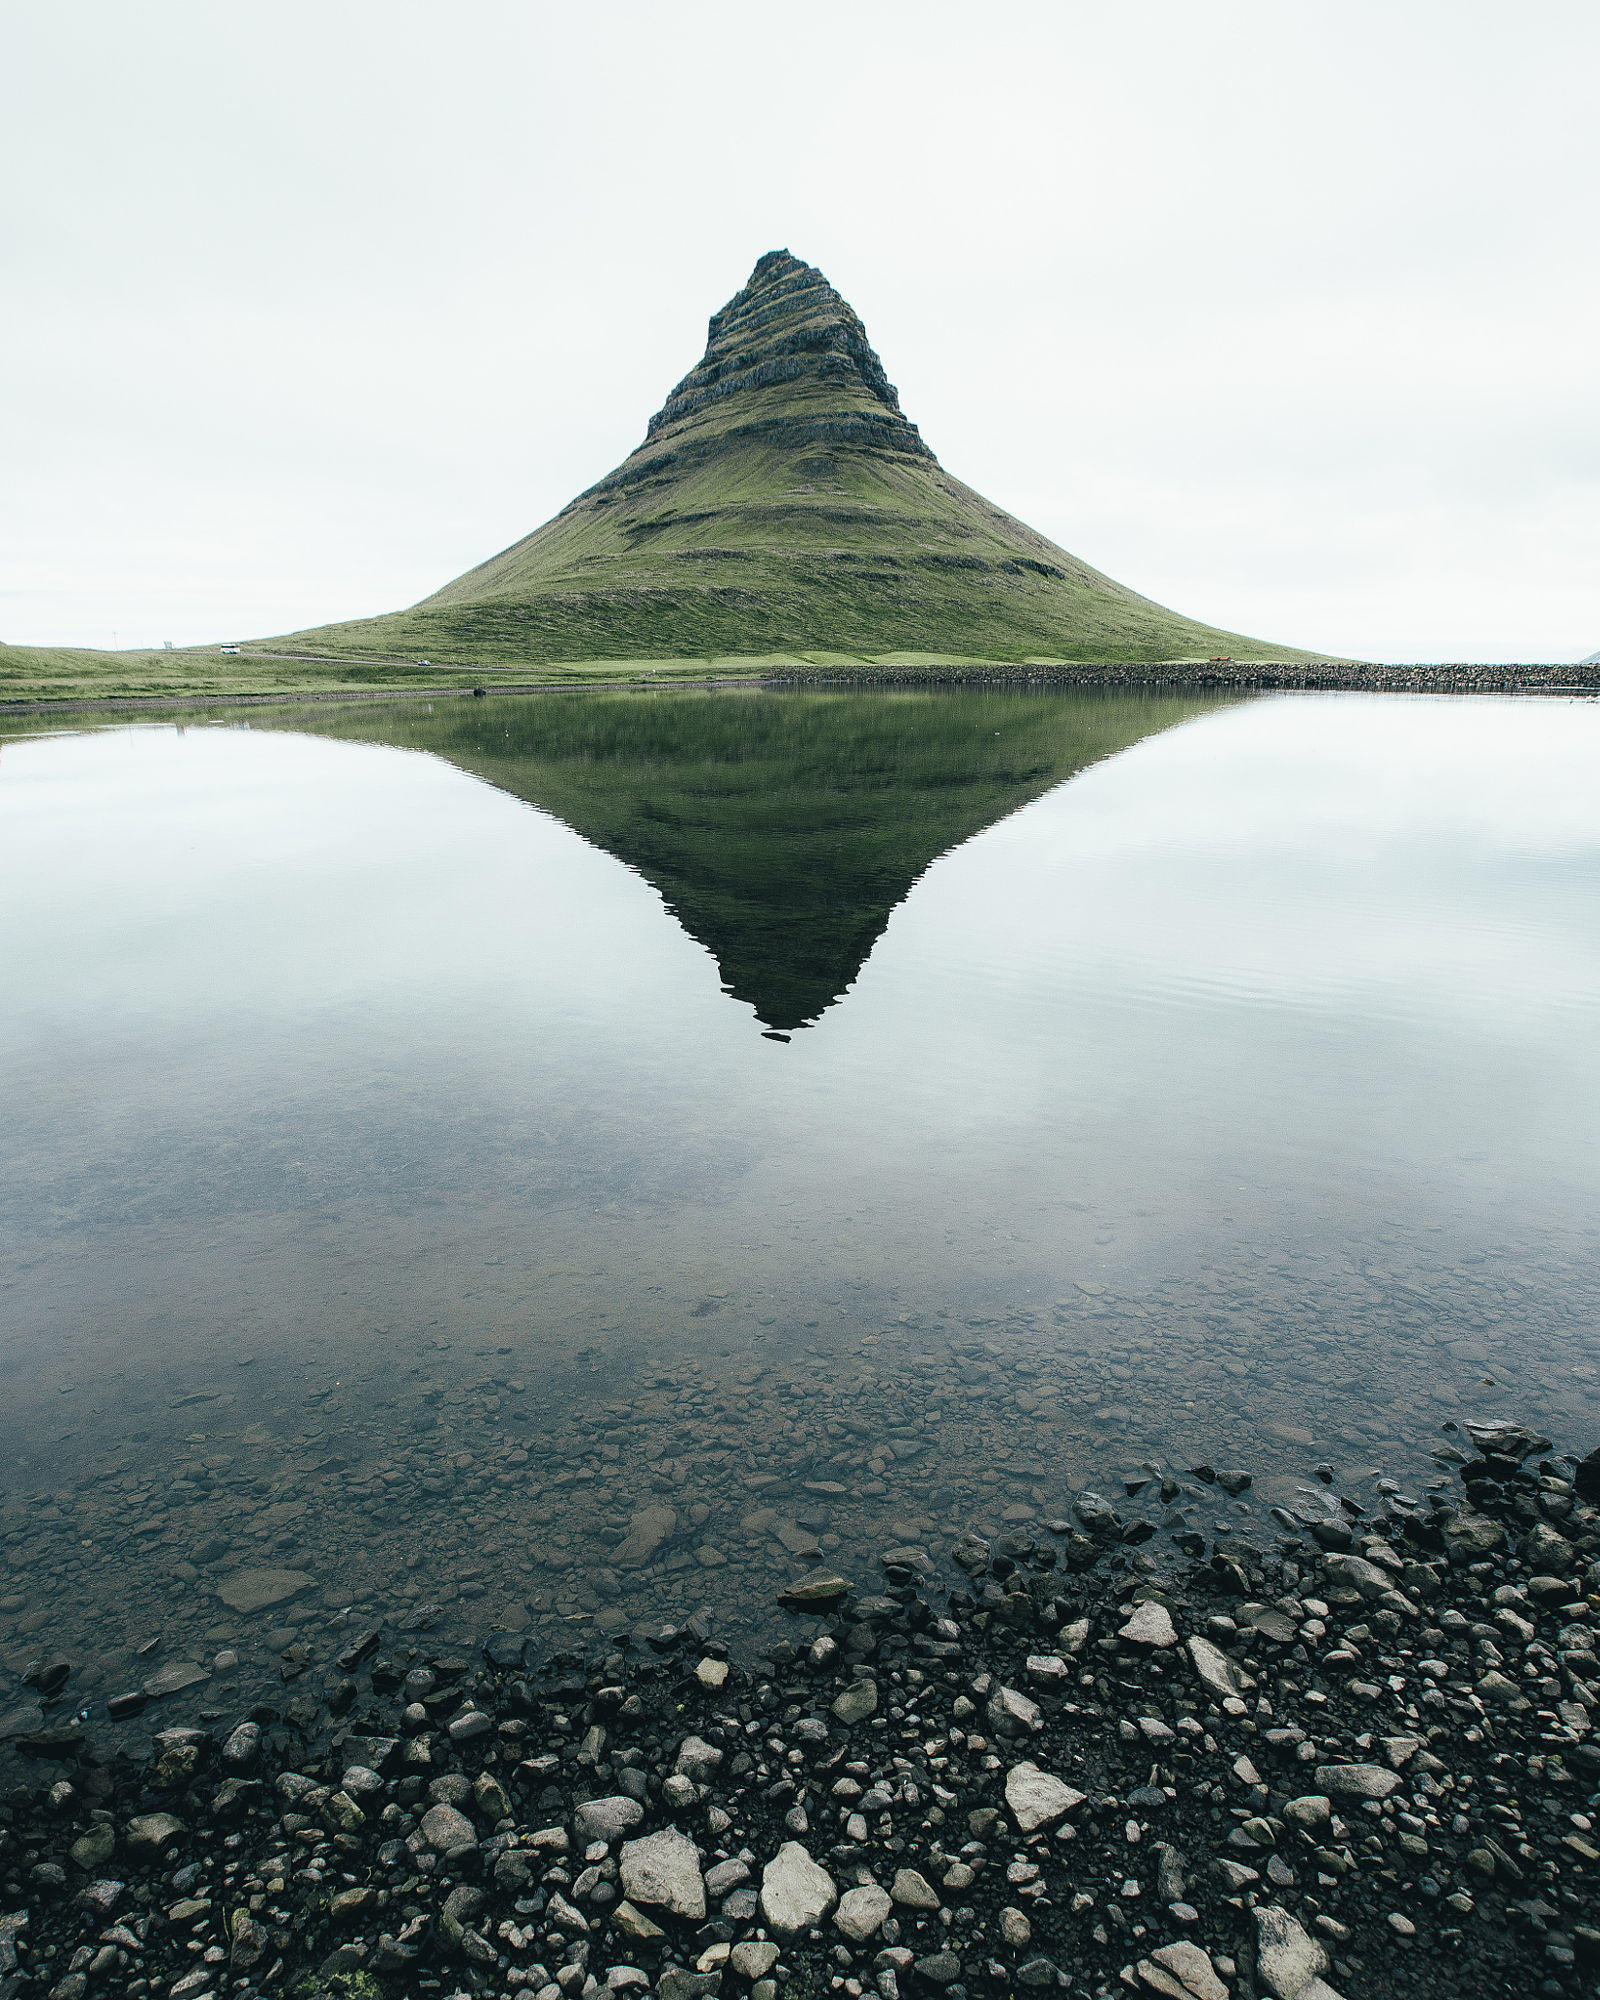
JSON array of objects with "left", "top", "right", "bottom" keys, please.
[{"left": 765, "top": 663, "right": 1600, "bottom": 695}]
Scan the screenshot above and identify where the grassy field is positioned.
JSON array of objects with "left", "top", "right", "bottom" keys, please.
[
  {"left": 0, "top": 638, "right": 1300, "bottom": 709},
  {"left": 0, "top": 640, "right": 775, "bottom": 706}
]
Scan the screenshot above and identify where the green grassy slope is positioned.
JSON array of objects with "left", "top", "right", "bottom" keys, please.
[
  {"left": 0, "top": 638, "right": 749, "bottom": 705},
  {"left": 0, "top": 641, "right": 473, "bottom": 705},
  {"left": 267, "top": 250, "right": 1311, "bottom": 670},
  {"left": 271, "top": 684, "right": 1232, "bottom": 1029}
]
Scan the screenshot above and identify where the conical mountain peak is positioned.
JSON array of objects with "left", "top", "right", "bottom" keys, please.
[
  {"left": 282, "top": 252, "right": 1305, "bottom": 667},
  {"left": 636, "top": 249, "right": 931, "bottom": 466}
]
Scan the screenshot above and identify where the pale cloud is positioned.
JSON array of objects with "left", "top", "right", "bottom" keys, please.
[{"left": 3, "top": 0, "right": 1595, "bottom": 660}]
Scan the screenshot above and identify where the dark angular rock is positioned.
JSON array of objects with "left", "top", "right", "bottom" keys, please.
[
  {"left": 335, "top": 1629, "right": 382, "bottom": 1672},
  {"left": 913, "top": 1951, "right": 963, "bottom": 1986},
  {"left": 1013, "top": 1958, "right": 1060, "bottom": 1988},
  {"left": 22, "top": 1655, "right": 73, "bottom": 1696}
]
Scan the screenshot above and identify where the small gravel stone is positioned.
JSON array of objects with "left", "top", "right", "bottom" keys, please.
[
  {"left": 730, "top": 1941, "right": 779, "bottom": 1979},
  {"left": 776, "top": 1572, "right": 852, "bottom": 1606},
  {"left": 674, "top": 1733, "right": 724, "bottom": 1780},
  {"left": 124, "top": 1813, "right": 184, "bottom": 1858},
  {"left": 1138, "top": 1940, "right": 1229, "bottom": 2000},
  {"left": 613, "top": 1504, "right": 677, "bottom": 1569},
  {"left": 891, "top": 1867, "right": 939, "bottom": 1910},
  {"left": 213, "top": 1566, "right": 312, "bottom": 1614},
  {"left": 1253, "top": 1904, "right": 1330, "bottom": 2000},
  {"left": 1186, "top": 1634, "right": 1247, "bottom": 1700},
  {"left": 705, "top": 1857, "right": 750, "bottom": 1899},
  {"left": 987, "top": 1685, "right": 1042, "bottom": 1736},
  {"left": 420, "top": 1803, "right": 477, "bottom": 1857},
  {"left": 832, "top": 1678, "right": 878, "bottom": 1724},
  {"left": 915, "top": 1950, "right": 963, "bottom": 1986}
]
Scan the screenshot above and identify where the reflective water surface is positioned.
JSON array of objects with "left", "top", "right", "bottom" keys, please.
[{"left": 2, "top": 687, "right": 1598, "bottom": 1730}]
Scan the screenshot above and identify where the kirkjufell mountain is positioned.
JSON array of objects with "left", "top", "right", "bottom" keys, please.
[{"left": 275, "top": 251, "right": 1302, "bottom": 668}]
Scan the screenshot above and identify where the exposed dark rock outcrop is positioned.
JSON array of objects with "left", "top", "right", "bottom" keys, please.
[{"left": 639, "top": 248, "right": 931, "bottom": 460}]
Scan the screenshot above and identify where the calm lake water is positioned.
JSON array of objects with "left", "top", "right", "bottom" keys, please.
[{"left": 2, "top": 686, "right": 1598, "bottom": 1728}]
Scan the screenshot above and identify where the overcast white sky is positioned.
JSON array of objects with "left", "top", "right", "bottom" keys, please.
[{"left": 4, "top": 1, "right": 1596, "bottom": 662}]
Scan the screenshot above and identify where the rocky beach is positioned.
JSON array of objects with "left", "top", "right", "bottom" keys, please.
[{"left": 2, "top": 1417, "right": 1597, "bottom": 2000}]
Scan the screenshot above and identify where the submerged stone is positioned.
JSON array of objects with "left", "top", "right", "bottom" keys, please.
[{"left": 214, "top": 1567, "right": 313, "bottom": 1615}]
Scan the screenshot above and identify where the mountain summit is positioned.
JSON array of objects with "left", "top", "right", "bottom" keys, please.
[
  {"left": 636, "top": 247, "right": 933, "bottom": 467},
  {"left": 283, "top": 251, "right": 1300, "bottom": 667}
]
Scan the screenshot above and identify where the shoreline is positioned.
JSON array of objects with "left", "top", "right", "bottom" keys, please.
[
  {"left": 3, "top": 662, "right": 1598, "bottom": 722},
  {"left": 0, "top": 675, "right": 770, "bottom": 722},
  {"left": 3, "top": 1417, "right": 1595, "bottom": 2000}
]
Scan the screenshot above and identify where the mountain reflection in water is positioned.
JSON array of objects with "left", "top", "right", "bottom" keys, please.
[
  {"left": 5, "top": 688, "right": 1598, "bottom": 1731},
  {"left": 283, "top": 686, "right": 1230, "bottom": 1031}
]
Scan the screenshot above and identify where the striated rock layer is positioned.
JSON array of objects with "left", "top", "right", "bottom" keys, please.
[
  {"left": 278, "top": 250, "right": 1307, "bottom": 667},
  {"left": 635, "top": 248, "right": 933, "bottom": 466}
]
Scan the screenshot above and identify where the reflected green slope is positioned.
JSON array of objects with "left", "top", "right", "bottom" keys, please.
[{"left": 285, "top": 687, "right": 1231, "bottom": 1031}]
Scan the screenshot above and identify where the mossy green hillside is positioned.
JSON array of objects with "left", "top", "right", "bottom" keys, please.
[{"left": 269, "top": 250, "right": 1308, "bottom": 671}]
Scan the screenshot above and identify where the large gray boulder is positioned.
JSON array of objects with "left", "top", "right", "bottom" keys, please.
[
  {"left": 1004, "top": 1761, "right": 1085, "bottom": 1833},
  {"left": 620, "top": 1829, "right": 705, "bottom": 1919},
  {"left": 760, "top": 1842, "right": 837, "bottom": 1933},
  {"left": 834, "top": 1883, "right": 892, "bottom": 1942},
  {"left": 421, "top": 1804, "right": 478, "bottom": 1857},
  {"left": 573, "top": 1796, "right": 644, "bottom": 1844}
]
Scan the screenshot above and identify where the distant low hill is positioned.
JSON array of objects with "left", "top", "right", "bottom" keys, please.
[{"left": 270, "top": 249, "right": 1308, "bottom": 671}]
